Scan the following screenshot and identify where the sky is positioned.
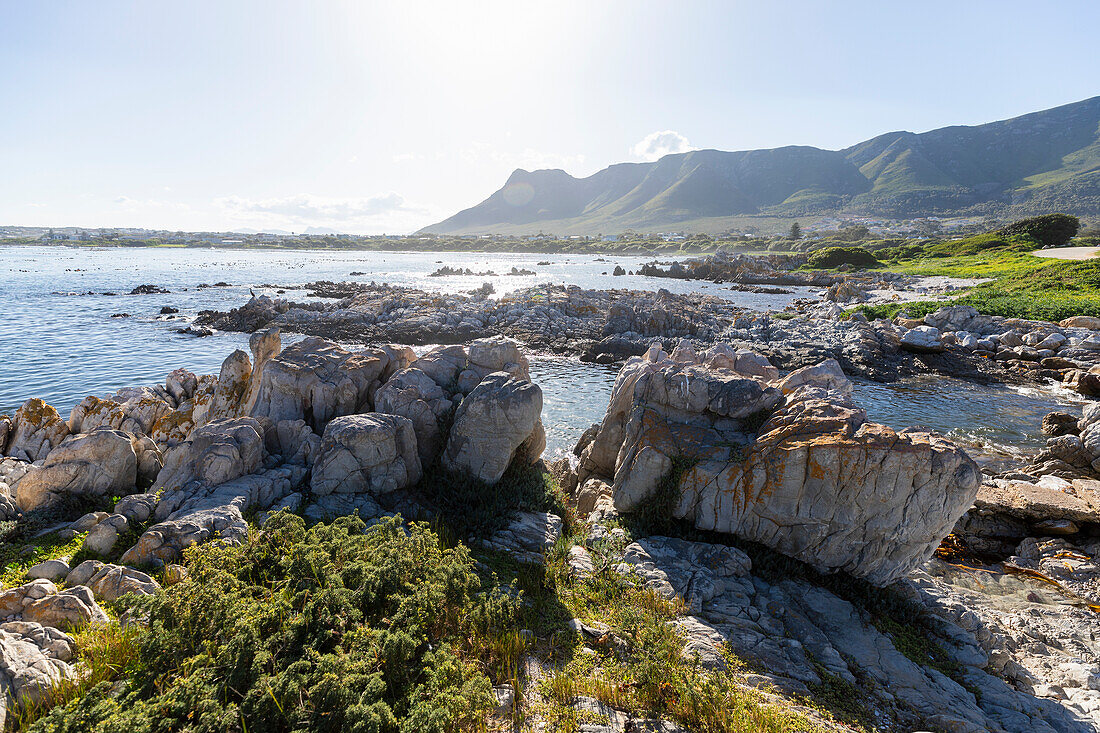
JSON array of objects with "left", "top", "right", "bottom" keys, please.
[{"left": 2, "top": 1, "right": 1099, "bottom": 234}]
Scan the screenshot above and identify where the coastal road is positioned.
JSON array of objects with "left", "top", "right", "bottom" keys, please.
[{"left": 1032, "top": 246, "right": 1100, "bottom": 260}]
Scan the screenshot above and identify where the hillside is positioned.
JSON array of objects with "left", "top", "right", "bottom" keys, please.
[{"left": 424, "top": 96, "right": 1100, "bottom": 234}]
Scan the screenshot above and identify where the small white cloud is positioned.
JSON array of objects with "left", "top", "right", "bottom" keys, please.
[
  {"left": 631, "top": 130, "right": 697, "bottom": 162},
  {"left": 113, "top": 195, "right": 190, "bottom": 211}
]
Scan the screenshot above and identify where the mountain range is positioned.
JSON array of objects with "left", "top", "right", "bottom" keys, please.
[{"left": 422, "top": 96, "right": 1100, "bottom": 235}]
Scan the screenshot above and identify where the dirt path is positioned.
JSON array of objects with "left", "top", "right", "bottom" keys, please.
[{"left": 1032, "top": 246, "right": 1100, "bottom": 260}]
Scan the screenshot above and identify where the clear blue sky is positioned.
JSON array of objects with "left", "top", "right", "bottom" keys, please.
[{"left": 2, "top": 0, "right": 1098, "bottom": 233}]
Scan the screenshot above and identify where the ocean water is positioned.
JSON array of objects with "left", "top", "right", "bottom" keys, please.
[{"left": 0, "top": 245, "right": 1078, "bottom": 460}]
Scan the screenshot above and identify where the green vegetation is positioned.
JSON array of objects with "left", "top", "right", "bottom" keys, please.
[
  {"left": 805, "top": 246, "right": 881, "bottom": 270},
  {"left": 866, "top": 214, "right": 1100, "bottom": 321},
  {"left": 0, "top": 532, "right": 86, "bottom": 588},
  {"left": 27, "top": 513, "right": 518, "bottom": 733},
  {"left": 1, "top": 494, "right": 117, "bottom": 587},
  {"left": 15, "top": 461, "right": 848, "bottom": 733},
  {"left": 996, "top": 213, "right": 1080, "bottom": 247},
  {"left": 846, "top": 301, "right": 942, "bottom": 322}
]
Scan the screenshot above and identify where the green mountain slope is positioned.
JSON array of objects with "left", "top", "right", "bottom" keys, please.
[{"left": 423, "top": 96, "right": 1100, "bottom": 234}]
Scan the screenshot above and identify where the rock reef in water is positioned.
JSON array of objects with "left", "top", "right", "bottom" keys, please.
[
  {"left": 194, "top": 283, "right": 746, "bottom": 363},
  {"left": 578, "top": 342, "right": 981, "bottom": 585}
]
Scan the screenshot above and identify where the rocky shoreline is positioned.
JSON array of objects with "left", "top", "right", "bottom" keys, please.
[
  {"left": 191, "top": 278, "right": 1100, "bottom": 392},
  {"left": 0, "top": 321, "right": 1098, "bottom": 730}
]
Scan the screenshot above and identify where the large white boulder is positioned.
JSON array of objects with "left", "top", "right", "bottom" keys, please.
[
  {"left": 15, "top": 428, "right": 138, "bottom": 512},
  {"left": 442, "top": 372, "right": 543, "bottom": 484},
  {"left": 152, "top": 417, "right": 265, "bottom": 494},
  {"left": 0, "top": 621, "right": 78, "bottom": 724},
  {"left": 311, "top": 414, "right": 422, "bottom": 495},
  {"left": 586, "top": 346, "right": 981, "bottom": 586},
  {"left": 373, "top": 367, "right": 453, "bottom": 464}
]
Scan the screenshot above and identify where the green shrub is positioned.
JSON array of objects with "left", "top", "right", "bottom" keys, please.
[
  {"left": 27, "top": 513, "right": 518, "bottom": 733},
  {"left": 805, "top": 247, "right": 880, "bottom": 270},
  {"left": 997, "top": 213, "right": 1080, "bottom": 248}
]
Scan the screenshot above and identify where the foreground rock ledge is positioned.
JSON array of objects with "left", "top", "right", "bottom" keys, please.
[{"left": 578, "top": 343, "right": 982, "bottom": 585}]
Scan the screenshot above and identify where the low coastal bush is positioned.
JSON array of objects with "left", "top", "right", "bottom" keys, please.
[
  {"left": 804, "top": 246, "right": 880, "bottom": 269},
  {"left": 26, "top": 513, "right": 519, "bottom": 733},
  {"left": 845, "top": 300, "right": 943, "bottom": 322},
  {"left": 996, "top": 213, "right": 1079, "bottom": 248}
]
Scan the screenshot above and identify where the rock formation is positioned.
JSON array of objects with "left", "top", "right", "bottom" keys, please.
[
  {"left": 16, "top": 428, "right": 138, "bottom": 512},
  {"left": 580, "top": 343, "right": 981, "bottom": 585}
]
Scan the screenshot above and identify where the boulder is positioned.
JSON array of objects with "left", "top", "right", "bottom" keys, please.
[
  {"left": 1042, "top": 412, "right": 1080, "bottom": 437},
  {"left": 26, "top": 559, "right": 70, "bottom": 583},
  {"left": 15, "top": 428, "right": 137, "bottom": 512},
  {"left": 465, "top": 336, "right": 530, "bottom": 383},
  {"left": 975, "top": 479, "right": 1100, "bottom": 527},
  {"left": 310, "top": 414, "right": 422, "bottom": 496},
  {"left": 113, "top": 493, "right": 157, "bottom": 524},
  {"left": 22, "top": 587, "right": 108, "bottom": 630},
  {"left": 775, "top": 358, "right": 851, "bottom": 397},
  {"left": 702, "top": 343, "right": 780, "bottom": 381},
  {"left": 165, "top": 368, "right": 198, "bottom": 405},
  {"left": 899, "top": 326, "right": 945, "bottom": 354},
  {"left": 208, "top": 349, "right": 252, "bottom": 421},
  {"left": 84, "top": 564, "right": 160, "bottom": 602},
  {"left": 81, "top": 514, "right": 130, "bottom": 557},
  {"left": 248, "top": 336, "right": 385, "bottom": 433},
  {"left": 67, "top": 395, "right": 127, "bottom": 434},
  {"left": 271, "top": 419, "right": 321, "bottom": 466},
  {"left": 0, "top": 621, "right": 77, "bottom": 721},
  {"left": 924, "top": 305, "right": 990, "bottom": 333},
  {"left": 133, "top": 435, "right": 163, "bottom": 484},
  {"left": 412, "top": 345, "right": 468, "bottom": 388},
  {"left": 68, "top": 390, "right": 173, "bottom": 436},
  {"left": 375, "top": 344, "right": 417, "bottom": 382},
  {"left": 589, "top": 350, "right": 980, "bottom": 585},
  {"left": 63, "top": 560, "right": 106, "bottom": 588},
  {"left": 479, "top": 511, "right": 563, "bottom": 564},
  {"left": 5, "top": 399, "right": 69, "bottom": 462},
  {"left": 0, "top": 579, "right": 108, "bottom": 631},
  {"left": 373, "top": 367, "right": 452, "bottom": 464},
  {"left": 582, "top": 347, "right": 782, "bottom": 502},
  {"left": 442, "top": 372, "right": 543, "bottom": 484},
  {"left": 152, "top": 418, "right": 265, "bottom": 493},
  {"left": 241, "top": 327, "right": 282, "bottom": 413},
  {"left": 1061, "top": 315, "right": 1100, "bottom": 330}
]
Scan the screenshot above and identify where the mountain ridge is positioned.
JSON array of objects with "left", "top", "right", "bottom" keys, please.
[{"left": 423, "top": 96, "right": 1100, "bottom": 234}]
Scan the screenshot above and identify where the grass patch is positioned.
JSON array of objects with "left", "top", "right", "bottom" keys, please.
[
  {"left": 0, "top": 531, "right": 85, "bottom": 588},
  {"left": 536, "top": 557, "right": 835, "bottom": 733},
  {"left": 9, "top": 622, "right": 143, "bottom": 730},
  {"left": 845, "top": 300, "right": 943, "bottom": 322},
  {"left": 875, "top": 225, "right": 1100, "bottom": 321}
]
